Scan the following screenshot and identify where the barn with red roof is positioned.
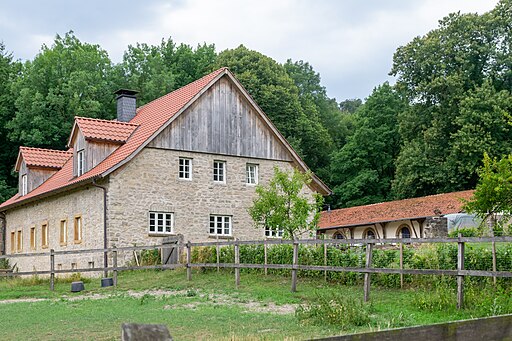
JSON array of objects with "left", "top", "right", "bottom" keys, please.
[
  {"left": 318, "top": 190, "right": 474, "bottom": 240},
  {"left": 0, "top": 68, "right": 330, "bottom": 273}
]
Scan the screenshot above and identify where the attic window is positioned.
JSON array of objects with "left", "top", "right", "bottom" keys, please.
[
  {"left": 77, "top": 150, "right": 85, "bottom": 176},
  {"left": 21, "top": 174, "right": 27, "bottom": 196}
]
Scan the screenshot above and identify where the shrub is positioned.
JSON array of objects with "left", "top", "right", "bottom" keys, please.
[
  {"left": 448, "top": 228, "right": 479, "bottom": 237},
  {"left": 296, "top": 291, "right": 372, "bottom": 329}
]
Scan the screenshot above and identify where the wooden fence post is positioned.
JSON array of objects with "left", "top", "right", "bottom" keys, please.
[
  {"left": 234, "top": 241, "right": 240, "bottom": 288},
  {"left": 399, "top": 242, "right": 404, "bottom": 289},
  {"left": 457, "top": 234, "right": 465, "bottom": 309},
  {"left": 364, "top": 242, "right": 373, "bottom": 302},
  {"left": 50, "top": 249, "right": 55, "bottom": 291},
  {"left": 264, "top": 242, "right": 268, "bottom": 276},
  {"left": 492, "top": 238, "right": 497, "bottom": 286},
  {"left": 113, "top": 246, "right": 118, "bottom": 287},
  {"left": 291, "top": 240, "right": 299, "bottom": 292},
  {"left": 186, "top": 241, "right": 191, "bottom": 281},
  {"left": 216, "top": 239, "right": 220, "bottom": 273},
  {"left": 324, "top": 241, "right": 328, "bottom": 282}
]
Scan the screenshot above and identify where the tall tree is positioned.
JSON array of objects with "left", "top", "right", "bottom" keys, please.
[
  {"left": 8, "top": 32, "right": 116, "bottom": 150},
  {"left": 0, "top": 43, "right": 20, "bottom": 202},
  {"left": 114, "top": 38, "right": 217, "bottom": 105},
  {"left": 215, "top": 46, "right": 333, "bottom": 174},
  {"left": 391, "top": 1, "right": 512, "bottom": 198},
  {"left": 249, "top": 167, "right": 323, "bottom": 239},
  {"left": 330, "top": 83, "right": 406, "bottom": 207}
]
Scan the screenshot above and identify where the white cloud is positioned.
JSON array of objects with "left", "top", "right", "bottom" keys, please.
[{"left": 0, "top": 0, "right": 500, "bottom": 100}]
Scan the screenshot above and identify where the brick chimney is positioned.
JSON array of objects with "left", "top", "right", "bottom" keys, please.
[{"left": 115, "top": 89, "right": 138, "bottom": 122}]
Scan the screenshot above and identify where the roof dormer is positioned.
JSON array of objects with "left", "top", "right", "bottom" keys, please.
[
  {"left": 67, "top": 117, "right": 138, "bottom": 177},
  {"left": 15, "top": 147, "right": 72, "bottom": 195}
]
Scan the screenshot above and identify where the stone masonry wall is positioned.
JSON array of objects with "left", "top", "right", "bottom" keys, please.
[
  {"left": 106, "top": 147, "right": 316, "bottom": 256},
  {"left": 4, "top": 186, "right": 104, "bottom": 274}
]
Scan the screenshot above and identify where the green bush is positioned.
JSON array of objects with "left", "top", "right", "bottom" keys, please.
[
  {"left": 448, "top": 228, "right": 479, "bottom": 237},
  {"left": 296, "top": 291, "right": 372, "bottom": 329},
  {"left": 191, "top": 242, "right": 512, "bottom": 289}
]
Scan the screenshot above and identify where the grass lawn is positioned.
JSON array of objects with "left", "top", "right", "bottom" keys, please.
[{"left": 0, "top": 269, "right": 510, "bottom": 340}]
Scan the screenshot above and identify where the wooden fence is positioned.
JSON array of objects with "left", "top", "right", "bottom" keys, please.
[{"left": 0, "top": 236, "right": 511, "bottom": 309}]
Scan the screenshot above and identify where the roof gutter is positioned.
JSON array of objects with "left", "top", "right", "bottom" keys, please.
[{"left": 91, "top": 179, "right": 108, "bottom": 278}]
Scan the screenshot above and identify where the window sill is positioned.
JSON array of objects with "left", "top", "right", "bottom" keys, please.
[
  {"left": 60, "top": 243, "right": 67, "bottom": 247},
  {"left": 74, "top": 240, "right": 82, "bottom": 245},
  {"left": 42, "top": 245, "right": 48, "bottom": 249},
  {"left": 208, "top": 235, "right": 234, "bottom": 240},
  {"left": 148, "top": 233, "right": 176, "bottom": 237}
]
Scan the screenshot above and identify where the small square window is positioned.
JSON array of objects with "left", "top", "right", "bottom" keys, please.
[
  {"left": 179, "top": 158, "right": 192, "bottom": 180},
  {"left": 246, "top": 164, "right": 258, "bottom": 185},
  {"left": 265, "top": 227, "right": 284, "bottom": 238},
  {"left": 213, "top": 161, "right": 226, "bottom": 183},
  {"left": 149, "top": 211, "right": 174, "bottom": 234},
  {"left": 209, "top": 215, "right": 232, "bottom": 236}
]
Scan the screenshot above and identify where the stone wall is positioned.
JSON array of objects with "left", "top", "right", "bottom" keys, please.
[
  {"left": 423, "top": 216, "right": 448, "bottom": 238},
  {"left": 0, "top": 212, "right": 5, "bottom": 255},
  {"left": 3, "top": 186, "right": 104, "bottom": 273},
  {"left": 106, "top": 147, "right": 316, "bottom": 253}
]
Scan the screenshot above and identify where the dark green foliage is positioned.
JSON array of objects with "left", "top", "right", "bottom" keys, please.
[
  {"left": 192, "top": 242, "right": 512, "bottom": 289},
  {"left": 330, "top": 83, "right": 407, "bottom": 207},
  {"left": 391, "top": 1, "right": 512, "bottom": 198},
  {"left": 8, "top": 32, "right": 116, "bottom": 150},
  {"left": 296, "top": 291, "right": 372, "bottom": 328},
  {"left": 0, "top": 43, "right": 20, "bottom": 202},
  {"left": 113, "top": 38, "right": 216, "bottom": 105},
  {"left": 448, "top": 228, "right": 480, "bottom": 237}
]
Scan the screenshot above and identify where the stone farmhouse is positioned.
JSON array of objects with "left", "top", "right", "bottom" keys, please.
[
  {"left": 0, "top": 67, "right": 330, "bottom": 273},
  {"left": 317, "top": 190, "right": 474, "bottom": 240}
]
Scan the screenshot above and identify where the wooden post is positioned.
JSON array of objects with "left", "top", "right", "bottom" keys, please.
[
  {"left": 216, "top": 240, "right": 220, "bottom": 273},
  {"left": 291, "top": 240, "right": 299, "bottom": 292},
  {"left": 50, "top": 249, "right": 55, "bottom": 291},
  {"left": 264, "top": 242, "right": 268, "bottom": 276},
  {"left": 113, "top": 246, "right": 118, "bottom": 287},
  {"left": 364, "top": 243, "right": 373, "bottom": 302},
  {"left": 399, "top": 242, "right": 404, "bottom": 289},
  {"left": 492, "top": 239, "right": 497, "bottom": 286},
  {"left": 234, "top": 241, "right": 240, "bottom": 288},
  {"left": 324, "top": 242, "right": 328, "bottom": 282},
  {"left": 457, "top": 234, "right": 465, "bottom": 309},
  {"left": 186, "top": 241, "right": 191, "bottom": 281}
]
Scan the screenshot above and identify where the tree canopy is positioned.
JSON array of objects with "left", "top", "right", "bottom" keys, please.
[{"left": 1, "top": 0, "right": 511, "bottom": 210}]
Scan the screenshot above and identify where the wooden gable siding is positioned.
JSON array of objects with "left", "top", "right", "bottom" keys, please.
[
  {"left": 18, "top": 161, "right": 57, "bottom": 194},
  {"left": 87, "top": 141, "right": 118, "bottom": 171},
  {"left": 148, "top": 76, "right": 292, "bottom": 161},
  {"left": 73, "top": 129, "right": 119, "bottom": 176}
]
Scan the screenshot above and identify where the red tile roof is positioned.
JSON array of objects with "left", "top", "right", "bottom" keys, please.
[
  {"left": 319, "top": 190, "right": 475, "bottom": 230},
  {"left": 15, "top": 147, "right": 72, "bottom": 170},
  {"left": 72, "top": 117, "right": 138, "bottom": 144},
  {"left": 1, "top": 68, "right": 227, "bottom": 210},
  {"left": 1, "top": 67, "right": 330, "bottom": 210}
]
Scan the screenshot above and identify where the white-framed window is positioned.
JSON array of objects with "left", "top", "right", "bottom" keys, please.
[
  {"left": 246, "top": 164, "right": 258, "bottom": 185},
  {"left": 179, "top": 158, "right": 192, "bottom": 180},
  {"left": 213, "top": 161, "right": 226, "bottom": 183},
  {"left": 209, "top": 215, "right": 232, "bottom": 236},
  {"left": 77, "top": 150, "right": 85, "bottom": 176},
  {"left": 265, "top": 227, "right": 283, "bottom": 238},
  {"left": 21, "top": 174, "right": 28, "bottom": 195},
  {"left": 149, "top": 211, "right": 174, "bottom": 234}
]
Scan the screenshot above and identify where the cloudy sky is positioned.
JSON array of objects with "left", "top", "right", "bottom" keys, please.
[{"left": 0, "top": 0, "right": 499, "bottom": 100}]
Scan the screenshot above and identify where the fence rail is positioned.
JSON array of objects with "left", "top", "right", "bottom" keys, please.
[{"left": 0, "top": 236, "right": 511, "bottom": 309}]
